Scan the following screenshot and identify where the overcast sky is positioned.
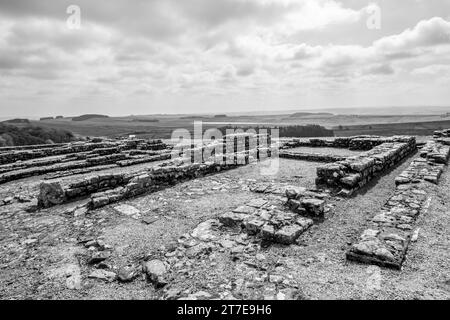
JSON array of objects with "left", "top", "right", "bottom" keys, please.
[{"left": 0, "top": 0, "right": 450, "bottom": 117}]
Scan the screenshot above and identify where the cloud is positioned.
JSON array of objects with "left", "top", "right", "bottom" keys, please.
[
  {"left": 374, "top": 17, "right": 450, "bottom": 52},
  {"left": 0, "top": 1, "right": 450, "bottom": 116},
  {"left": 411, "top": 64, "right": 450, "bottom": 75}
]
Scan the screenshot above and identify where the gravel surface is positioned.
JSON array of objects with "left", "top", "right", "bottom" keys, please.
[
  {"left": 0, "top": 155, "right": 448, "bottom": 300},
  {"left": 287, "top": 146, "right": 362, "bottom": 157}
]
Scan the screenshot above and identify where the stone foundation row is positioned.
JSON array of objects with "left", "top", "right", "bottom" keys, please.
[
  {"left": 0, "top": 143, "right": 68, "bottom": 152},
  {"left": 346, "top": 183, "right": 429, "bottom": 269},
  {"left": 88, "top": 155, "right": 254, "bottom": 209},
  {"left": 281, "top": 135, "right": 415, "bottom": 151},
  {"left": 395, "top": 158, "right": 446, "bottom": 185},
  {"left": 37, "top": 151, "right": 264, "bottom": 209},
  {"left": 0, "top": 151, "right": 172, "bottom": 185},
  {"left": 316, "top": 137, "right": 416, "bottom": 196},
  {"left": 279, "top": 151, "right": 346, "bottom": 163},
  {"left": 0, "top": 139, "right": 169, "bottom": 165},
  {"left": 433, "top": 128, "right": 450, "bottom": 139},
  {"left": 346, "top": 138, "right": 449, "bottom": 269},
  {"left": 419, "top": 140, "right": 450, "bottom": 164}
]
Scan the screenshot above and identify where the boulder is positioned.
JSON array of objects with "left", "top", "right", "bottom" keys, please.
[
  {"left": 38, "top": 180, "right": 66, "bottom": 207},
  {"left": 144, "top": 259, "right": 168, "bottom": 287}
]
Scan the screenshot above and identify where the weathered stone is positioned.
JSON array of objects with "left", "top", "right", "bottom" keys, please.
[
  {"left": 301, "top": 198, "right": 325, "bottom": 216},
  {"left": 38, "top": 180, "right": 66, "bottom": 207},
  {"left": 117, "top": 266, "right": 139, "bottom": 282},
  {"left": 219, "top": 212, "right": 246, "bottom": 228},
  {"left": 88, "top": 251, "right": 111, "bottom": 264},
  {"left": 275, "top": 225, "right": 304, "bottom": 244},
  {"left": 88, "top": 269, "right": 117, "bottom": 282},
  {"left": 144, "top": 259, "right": 168, "bottom": 287},
  {"left": 245, "top": 219, "right": 265, "bottom": 235},
  {"left": 191, "top": 220, "right": 218, "bottom": 242},
  {"left": 114, "top": 204, "right": 141, "bottom": 219},
  {"left": 261, "top": 224, "right": 276, "bottom": 241}
]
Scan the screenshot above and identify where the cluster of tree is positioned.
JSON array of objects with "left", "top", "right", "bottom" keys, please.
[
  {"left": 217, "top": 124, "right": 334, "bottom": 138},
  {"left": 131, "top": 119, "right": 160, "bottom": 123},
  {"left": 0, "top": 123, "right": 75, "bottom": 147},
  {"left": 2, "top": 118, "right": 30, "bottom": 124},
  {"left": 72, "top": 114, "right": 109, "bottom": 121},
  {"left": 278, "top": 125, "right": 334, "bottom": 137},
  {"left": 290, "top": 112, "right": 333, "bottom": 118}
]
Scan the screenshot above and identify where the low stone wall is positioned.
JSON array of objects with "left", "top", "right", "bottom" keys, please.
[
  {"left": 0, "top": 143, "right": 68, "bottom": 152},
  {"left": 346, "top": 183, "right": 429, "bottom": 269},
  {"left": 395, "top": 158, "right": 445, "bottom": 185},
  {"left": 346, "top": 137, "right": 449, "bottom": 269},
  {"left": 279, "top": 151, "right": 346, "bottom": 163},
  {"left": 419, "top": 140, "right": 450, "bottom": 164},
  {"left": 85, "top": 154, "right": 127, "bottom": 166},
  {"left": 37, "top": 148, "right": 268, "bottom": 209},
  {"left": 0, "top": 142, "right": 118, "bottom": 165},
  {"left": 0, "top": 160, "right": 94, "bottom": 185},
  {"left": 89, "top": 155, "right": 252, "bottom": 209},
  {"left": 394, "top": 140, "right": 450, "bottom": 185},
  {"left": 280, "top": 135, "right": 415, "bottom": 151},
  {"left": 0, "top": 156, "right": 65, "bottom": 174},
  {"left": 433, "top": 128, "right": 450, "bottom": 138},
  {"left": 348, "top": 136, "right": 396, "bottom": 150},
  {"left": 316, "top": 137, "right": 416, "bottom": 196},
  {"left": 280, "top": 137, "right": 349, "bottom": 149},
  {"left": 0, "top": 139, "right": 170, "bottom": 165},
  {"left": 116, "top": 153, "right": 172, "bottom": 167},
  {"left": 0, "top": 139, "right": 174, "bottom": 183}
]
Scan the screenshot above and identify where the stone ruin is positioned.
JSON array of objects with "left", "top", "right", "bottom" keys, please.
[
  {"left": 215, "top": 133, "right": 449, "bottom": 268},
  {"left": 36, "top": 132, "right": 274, "bottom": 209},
  {"left": 0, "top": 138, "right": 171, "bottom": 184},
  {"left": 347, "top": 140, "right": 449, "bottom": 269},
  {"left": 2, "top": 130, "right": 449, "bottom": 272}
]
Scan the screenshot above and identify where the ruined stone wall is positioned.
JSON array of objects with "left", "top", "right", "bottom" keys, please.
[
  {"left": 433, "top": 129, "right": 450, "bottom": 138},
  {"left": 37, "top": 133, "right": 275, "bottom": 209},
  {"left": 316, "top": 137, "right": 416, "bottom": 196},
  {"left": 0, "top": 143, "right": 68, "bottom": 152},
  {"left": 89, "top": 154, "right": 254, "bottom": 209},
  {"left": 0, "top": 142, "right": 118, "bottom": 165},
  {"left": 0, "top": 139, "right": 170, "bottom": 165},
  {"left": 346, "top": 137, "right": 450, "bottom": 269},
  {"left": 280, "top": 135, "right": 415, "bottom": 151},
  {"left": 279, "top": 151, "right": 345, "bottom": 163},
  {"left": 0, "top": 140, "right": 173, "bottom": 184}
]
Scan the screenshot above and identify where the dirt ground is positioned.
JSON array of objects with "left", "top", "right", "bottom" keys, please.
[
  {"left": 0, "top": 156, "right": 448, "bottom": 300},
  {"left": 287, "top": 146, "right": 362, "bottom": 157}
]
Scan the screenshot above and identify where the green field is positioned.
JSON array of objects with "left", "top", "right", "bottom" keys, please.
[{"left": 29, "top": 112, "right": 450, "bottom": 139}]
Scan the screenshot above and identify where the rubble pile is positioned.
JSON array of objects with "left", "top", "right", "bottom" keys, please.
[
  {"left": 220, "top": 183, "right": 327, "bottom": 245},
  {"left": 219, "top": 197, "right": 314, "bottom": 245}
]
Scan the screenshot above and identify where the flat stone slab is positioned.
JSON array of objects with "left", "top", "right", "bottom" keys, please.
[{"left": 114, "top": 204, "right": 142, "bottom": 219}]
